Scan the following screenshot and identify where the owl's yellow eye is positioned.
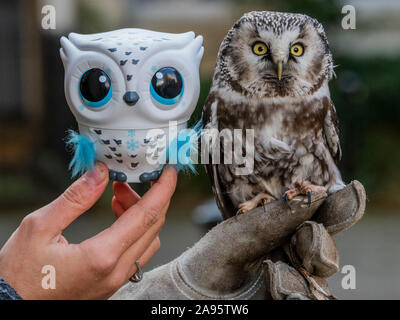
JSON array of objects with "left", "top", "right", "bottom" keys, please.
[
  {"left": 252, "top": 42, "right": 268, "bottom": 56},
  {"left": 290, "top": 43, "right": 304, "bottom": 56}
]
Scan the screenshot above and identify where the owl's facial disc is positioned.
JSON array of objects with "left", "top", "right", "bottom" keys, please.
[{"left": 221, "top": 13, "right": 333, "bottom": 98}]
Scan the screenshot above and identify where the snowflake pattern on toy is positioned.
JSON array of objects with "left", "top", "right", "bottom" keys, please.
[{"left": 127, "top": 138, "right": 139, "bottom": 151}]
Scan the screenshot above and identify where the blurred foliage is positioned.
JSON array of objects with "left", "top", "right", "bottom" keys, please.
[
  {"left": 0, "top": 173, "right": 37, "bottom": 207},
  {"left": 77, "top": 1, "right": 110, "bottom": 33},
  {"left": 331, "top": 56, "right": 400, "bottom": 207}
]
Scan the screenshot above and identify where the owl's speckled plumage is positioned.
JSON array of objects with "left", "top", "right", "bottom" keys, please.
[{"left": 202, "top": 11, "right": 344, "bottom": 218}]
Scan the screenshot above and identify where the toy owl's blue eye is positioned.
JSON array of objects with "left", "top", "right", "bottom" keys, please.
[
  {"left": 150, "top": 67, "right": 183, "bottom": 106},
  {"left": 79, "top": 68, "right": 112, "bottom": 108}
]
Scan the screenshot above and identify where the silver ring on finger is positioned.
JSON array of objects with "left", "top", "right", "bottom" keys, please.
[{"left": 129, "top": 261, "right": 143, "bottom": 283}]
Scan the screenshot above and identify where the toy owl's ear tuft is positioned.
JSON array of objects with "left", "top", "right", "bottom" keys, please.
[
  {"left": 59, "top": 36, "right": 79, "bottom": 68},
  {"left": 196, "top": 46, "right": 204, "bottom": 67},
  {"left": 65, "top": 130, "right": 96, "bottom": 177},
  {"left": 187, "top": 35, "right": 204, "bottom": 67}
]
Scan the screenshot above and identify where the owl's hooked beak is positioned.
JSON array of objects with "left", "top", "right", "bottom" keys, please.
[{"left": 277, "top": 61, "right": 283, "bottom": 81}]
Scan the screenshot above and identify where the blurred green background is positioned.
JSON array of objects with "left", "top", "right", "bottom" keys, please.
[{"left": 0, "top": 0, "right": 399, "bottom": 299}]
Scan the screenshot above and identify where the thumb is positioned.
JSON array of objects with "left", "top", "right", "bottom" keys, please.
[{"left": 38, "top": 162, "right": 109, "bottom": 236}]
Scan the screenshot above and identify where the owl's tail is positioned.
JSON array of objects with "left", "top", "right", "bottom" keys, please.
[{"left": 66, "top": 130, "right": 96, "bottom": 177}]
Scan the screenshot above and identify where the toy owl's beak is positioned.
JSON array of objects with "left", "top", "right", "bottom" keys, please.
[
  {"left": 123, "top": 91, "right": 140, "bottom": 106},
  {"left": 277, "top": 61, "right": 283, "bottom": 81}
]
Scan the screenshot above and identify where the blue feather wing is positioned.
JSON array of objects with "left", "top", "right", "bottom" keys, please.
[
  {"left": 167, "top": 120, "right": 203, "bottom": 174},
  {"left": 66, "top": 130, "right": 96, "bottom": 177}
]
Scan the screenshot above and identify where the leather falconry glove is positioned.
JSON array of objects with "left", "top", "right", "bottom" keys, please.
[{"left": 111, "top": 181, "right": 365, "bottom": 300}]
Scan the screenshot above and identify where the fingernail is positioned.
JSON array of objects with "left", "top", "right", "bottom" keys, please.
[
  {"left": 165, "top": 164, "right": 178, "bottom": 173},
  {"left": 85, "top": 163, "right": 108, "bottom": 185}
]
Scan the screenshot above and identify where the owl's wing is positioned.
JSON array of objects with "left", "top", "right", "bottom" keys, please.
[
  {"left": 324, "top": 99, "right": 342, "bottom": 165},
  {"left": 204, "top": 163, "right": 236, "bottom": 220},
  {"left": 202, "top": 94, "right": 236, "bottom": 220}
]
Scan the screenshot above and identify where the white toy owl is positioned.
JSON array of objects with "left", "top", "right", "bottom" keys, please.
[{"left": 60, "top": 28, "right": 204, "bottom": 183}]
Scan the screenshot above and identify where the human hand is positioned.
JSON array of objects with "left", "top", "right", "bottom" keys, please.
[{"left": 0, "top": 163, "right": 177, "bottom": 299}]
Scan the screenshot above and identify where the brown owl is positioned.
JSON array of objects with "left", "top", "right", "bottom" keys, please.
[{"left": 202, "top": 11, "right": 345, "bottom": 218}]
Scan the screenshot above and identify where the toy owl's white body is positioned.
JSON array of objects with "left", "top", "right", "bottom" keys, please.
[{"left": 60, "top": 28, "right": 203, "bottom": 182}]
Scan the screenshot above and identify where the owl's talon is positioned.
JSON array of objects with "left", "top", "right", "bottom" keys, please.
[
  {"left": 284, "top": 193, "right": 292, "bottom": 210},
  {"left": 307, "top": 190, "right": 312, "bottom": 206},
  {"left": 236, "top": 208, "right": 247, "bottom": 215},
  {"left": 237, "top": 193, "right": 274, "bottom": 214},
  {"left": 262, "top": 199, "right": 267, "bottom": 212},
  {"left": 237, "top": 203, "right": 251, "bottom": 215},
  {"left": 285, "top": 182, "right": 326, "bottom": 207}
]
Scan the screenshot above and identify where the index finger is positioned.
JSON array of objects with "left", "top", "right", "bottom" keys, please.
[{"left": 83, "top": 166, "right": 177, "bottom": 258}]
